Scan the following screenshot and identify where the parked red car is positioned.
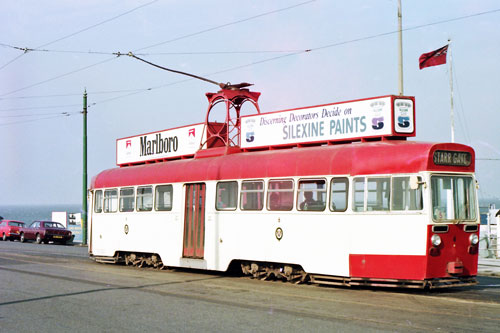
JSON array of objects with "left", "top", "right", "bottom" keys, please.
[
  {"left": 20, "top": 221, "right": 73, "bottom": 245},
  {"left": 0, "top": 220, "right": 26, "bottom": 241}
]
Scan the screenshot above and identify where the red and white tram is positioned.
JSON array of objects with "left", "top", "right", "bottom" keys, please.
[{"left": 89, "top": 90, "right": 479, "bottom": 289}]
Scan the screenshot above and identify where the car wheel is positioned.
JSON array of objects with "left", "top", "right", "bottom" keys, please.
[
  {"left": 20, "top": 233, "right": 25, "bottom": 243},
  {"left": 35, "top": 233, "right": 42, "bottom": 244},
  {"left": 2, "top": 233, "right": 6, "bottom": 241}
]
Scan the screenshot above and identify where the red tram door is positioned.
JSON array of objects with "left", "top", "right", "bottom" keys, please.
[{"left": 183, "top": 183, "right": 206, "bottom": 258}]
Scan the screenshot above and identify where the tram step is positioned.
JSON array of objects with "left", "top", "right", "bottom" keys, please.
[{"left": 92, "top": 256, "right": 118, "bottom": 264}]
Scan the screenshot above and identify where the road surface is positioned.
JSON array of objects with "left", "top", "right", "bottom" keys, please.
[{"left": 1, "top": 241, "right": 499, "bottom": 332}]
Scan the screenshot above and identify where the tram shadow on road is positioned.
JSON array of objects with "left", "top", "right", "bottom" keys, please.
[{"left": 309, "top": 274, "right": 500, "bottom": 295}]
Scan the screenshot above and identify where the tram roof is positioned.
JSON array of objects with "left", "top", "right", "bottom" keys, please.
[{"left": 91, "top": 140, "right": 475, "bottom": 189}]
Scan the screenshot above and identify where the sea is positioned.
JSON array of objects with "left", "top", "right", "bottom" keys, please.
[{"left": 0, "top": 204, "right": 82, "bottom": 223}]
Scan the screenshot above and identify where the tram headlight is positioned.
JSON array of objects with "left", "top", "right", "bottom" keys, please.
[
  {"left": 469, "top": 234, "right": 479, "bottom": 246},
  {"left": 431, "top": 234, "right": 442, "bottom": 247}
]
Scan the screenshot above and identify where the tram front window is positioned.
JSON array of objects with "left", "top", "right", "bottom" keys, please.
[{"left": 431, "top": 175, "right": 477, "bottom": 222}]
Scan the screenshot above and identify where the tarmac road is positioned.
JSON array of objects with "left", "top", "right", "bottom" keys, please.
[{"left": 1, "top": 241, "right": 499, "bottom": 332}]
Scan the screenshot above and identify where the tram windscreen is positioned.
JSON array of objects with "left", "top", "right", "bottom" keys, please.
[{"left": 431, "top": 175, "right": 477, "bottom": 221}]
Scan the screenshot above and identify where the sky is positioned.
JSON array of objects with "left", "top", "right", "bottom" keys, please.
[{"left": 1, "top": 0, "right": 500, "bottom": 206}]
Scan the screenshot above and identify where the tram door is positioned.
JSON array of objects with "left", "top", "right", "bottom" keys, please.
[{"left": 183, "top": 183, "right": 206, "bottom": 258}]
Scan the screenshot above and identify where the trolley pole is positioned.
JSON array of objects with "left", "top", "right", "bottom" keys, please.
[{"left": 82, "top": 90, "right": 88, "bottom": 245}]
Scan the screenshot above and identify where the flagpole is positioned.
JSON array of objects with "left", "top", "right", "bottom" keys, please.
[
  {"left": 398, "top": 0, "right": 404, "bottom": 95},
  {"left": 448, "top": 39, "right": 454, "bottom": 143}
]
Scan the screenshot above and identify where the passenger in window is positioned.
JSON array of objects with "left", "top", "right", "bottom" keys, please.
[
  {"left": 300, "top": 191, "right": 317, "bottom": 210},
  {"left": 217, "top": 194, "right": 226, "bottom": 209},
  {"left": 269, "top": 192, "right": 280, "bottom": 210}
]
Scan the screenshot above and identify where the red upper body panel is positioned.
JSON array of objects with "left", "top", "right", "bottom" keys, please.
[{"left": 91, "top": 141, "right": 475, "bottom": 189}]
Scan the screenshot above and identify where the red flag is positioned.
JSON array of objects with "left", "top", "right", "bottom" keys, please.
[{"left": 419, "top": 45, "right": 448, "bottom": 69}]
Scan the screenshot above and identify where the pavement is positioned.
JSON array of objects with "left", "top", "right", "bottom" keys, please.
[{"left": 478, "top": 258, "right": 500, "bottom": 276}]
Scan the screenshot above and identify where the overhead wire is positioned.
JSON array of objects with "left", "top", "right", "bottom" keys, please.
[
  {"left": 0, "top": 57, "right": 116, "bottom": 97},
  {"left": 3, "top": 5, "right": 500, "bottom": 124},
  {"left": 0, "top": 0, "right": 160, "bottom": 72},
  {"left": 0, "top": 44, "right": 307, "bottom": 56},
  {"left": 0, "top": 113, "right": 75, "bottom": 127},
  {"left": 38, "top": 0, "right": 160, "bottom": 50},
  {"left": 0, "top": 103, "right": 81, "bottom": 112},
  {"left": 0, "top": 88, "right": 148, "bottom": 100},
  {"left": 89, "top": 5, "right": 500, "bottom": 107},
  {"left": 134, "top": 0, "right": 317, "bottom": 52},
  {"left": 0, "top": 112, "right": 71, "bottom": 118},
  {"left": 0, "top": 1, "right": 317, "bottom": 99},
  {"left": 2, "top": 5, "right": 500, "bottom": 101}
]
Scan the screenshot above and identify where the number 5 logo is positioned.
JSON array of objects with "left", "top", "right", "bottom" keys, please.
[{"left": 372, "top": 117, "right": 384, "bottom": 130}]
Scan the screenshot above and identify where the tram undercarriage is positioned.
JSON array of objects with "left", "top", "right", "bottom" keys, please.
[
  {"left": 90, "top": 253, "right": 477, "bottom": 290},
  {"left": 91, "top": 251, "right": 165, "bottom": 269}
]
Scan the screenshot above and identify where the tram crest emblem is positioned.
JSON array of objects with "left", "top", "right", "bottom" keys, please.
[{"left": 275, "top": 227, "right": 283, "bottom": 241}]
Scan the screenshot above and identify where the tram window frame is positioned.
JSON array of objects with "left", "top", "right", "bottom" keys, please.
[
  {"left": 119, "top": 187, "right": 135, "bottom": 212},
  {"left": 155, "top": 185, "right": 173, "bottom": 211},
  {"left": 353, "top": 178, "right": 365, "bottom": 212},
  {"left": 353, "top": 177, "right": 390, "bottom": 212},
  {"left": 431, "top": 175, "right": 476, "bottom": 222},
  {"left": 330, "top": 177, "right": 349, "bottom": 212},
  {"left": 267, "top": 179, "right": 294, "bottom": 211},
  {"left": 94, "top": 190, "right": 103, "bottom": 213},
  {"left": 136, "top": 186, "right": 153, "bottom": 212},
  {"left": 391, "top": 176, "right": 423, "bottom": 211},
  {"left": 103, "top": 189, "right": 118, "bottom": 213},
  {"left": 240, "top": 180, "right": 264, "bottom": 211},
  {"left": 297, "top": 178, "right": 327, "bottom": 211},
  {"left": 216, "top": 181, "right": 238, "bottom": 211},
  {"left": 367, "top": 177, "right": 390, "bottom": 211}
]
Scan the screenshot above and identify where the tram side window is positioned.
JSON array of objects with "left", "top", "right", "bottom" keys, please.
[
  {"left": 94, "top": 190, "right": 103, "bottom": 213},
  {"left": 155, "top": 185, "right": 173, "bottom": 211},
  {"left": 392, "top": 176, "right": 423, "bottom": 211},
  {"left": 119, "top": 187, "right": 135, "bottom": 212},
  {"left": 297, "top": 179, "right": 326, "bottom": 211},
  {"left": 367, "top": 177, "right": 390, "bottom": 211},
  {"left": 330, "top": 178, "right": 348, "bottom": 212},
  {"left": 240, "top": 180, "right": 264, "bottom": 211},
  {"left": 353, "top": 177, "right": 390, "bottom": 212},
  {"left": 267, "top": 179, "right": 294, "bottom": 211},
  {"left": 216, "top": 181, "right": 238, "bottom": 210},
  {"left": 103, "top": 189, "right": 118, "bottom": 213},
  {"left": 136, "top": 186, "right": 153, "bottom": 211},
  {"left": 353, "top": 178, "right": 365, "bottom": 212}
]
